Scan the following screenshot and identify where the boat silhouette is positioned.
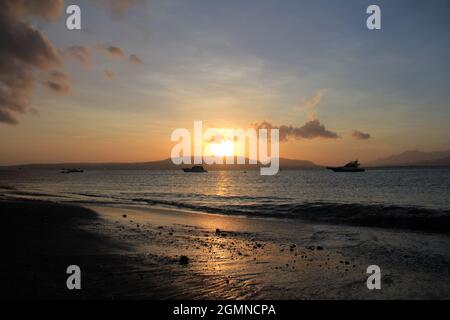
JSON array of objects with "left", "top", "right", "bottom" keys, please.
[
  {"left": 182, "top": 165, "right": 208, "bottom": 173},
  {"left": 327, "top": 160, "right": 365, "bottom": 172},
  {"left": 60, "top": 168, "right": 84, "bottom": 174}
]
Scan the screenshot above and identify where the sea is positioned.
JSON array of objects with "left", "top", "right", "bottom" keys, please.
[{"left": 1, "top": 167, "right": 449, "bottom": 231}]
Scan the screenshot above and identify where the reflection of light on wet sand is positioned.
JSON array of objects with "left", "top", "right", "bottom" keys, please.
[
  {"left": 86, "top": 205, "right": 372, "bottom": 299},
  {"left": 83, "top": 205, "right": 450, "bottom": 299}
]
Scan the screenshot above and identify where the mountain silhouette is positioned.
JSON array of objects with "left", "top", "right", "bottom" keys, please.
[
  {"left": 2, "top": 157, "right": 319, "bottom": 170},
  {"left": 366, "top": 150, "right": 450, "bottom": 167}
]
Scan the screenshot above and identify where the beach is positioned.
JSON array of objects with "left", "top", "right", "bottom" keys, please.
[{"left": 1, "top": 198, "right": 449, "bottom": 300}]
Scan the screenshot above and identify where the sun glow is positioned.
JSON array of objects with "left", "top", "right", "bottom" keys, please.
[{"left": 208, "top": 140, "right": 235, "bottom": 157}]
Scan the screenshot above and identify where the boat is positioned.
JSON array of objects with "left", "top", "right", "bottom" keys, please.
[
  {"left": 60, "top": 168, "right": 84, "bottom": 174},
  {"left": 326, "top": 160, "right": 365, "bottom": 172},
  {"left": 182, "top": 165, "right": 208, "bottom": 173}
]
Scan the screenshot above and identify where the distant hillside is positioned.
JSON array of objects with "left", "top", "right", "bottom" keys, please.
[
  {"left": 410, "top": 156, "right": 450, "bottom": 166},
  {"left": 2, "top": 158, "right": 320, "bottom": 171},
  {"left": 367, "top": 150, "right": 450, "bottom": 167}
]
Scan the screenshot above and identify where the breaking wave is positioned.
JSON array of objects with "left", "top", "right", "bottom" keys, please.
[{"left": 129, "top": 197, "right": 450, "bottom": 233}]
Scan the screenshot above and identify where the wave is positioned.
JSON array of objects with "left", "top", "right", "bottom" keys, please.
[
  {"left": 289, "top": 202, "right": 450, "bottom": 233},
  {"left": 0, "top": 185, "right": 17, "bottom": 191},
  {"left": 131, "top": 197, "right": 450, "bottom": 233},
  {"left": 124, "top": 191, "right": 294, "bottom": 201},
  {"left": 3, "top": 187, "right": 449, "bottom": 233}
]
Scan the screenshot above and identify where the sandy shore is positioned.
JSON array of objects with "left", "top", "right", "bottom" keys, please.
[{"left": 1, "top": 199, "right": 449, "bottom": 299}]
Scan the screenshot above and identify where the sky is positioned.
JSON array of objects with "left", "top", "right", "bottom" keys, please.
[{"left": 1, "top": 0, "right": 450, "bottom": 166}]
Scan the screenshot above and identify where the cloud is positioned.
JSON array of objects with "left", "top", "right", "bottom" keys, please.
[
  {"left": 0, "top": 109, "right": 19, "bottom": 125},
  {"left": 67, "top": 45, "right": 140, "bottom": 70},
  {"left": 253, "top": 120, "right": 339, "bottom": 142},
  {"left": 0, "top": 0, "right": 64, "bottom": 21},
  {"left": 103, "top": 69, "right": 116, "bottom": 80},
  {"left": 64, "top": 46, "right": 91, "bottom": 68},
  {"left": 97, "top": 44, "right": 125, "bottom": 59},
  {"left": 129, "top": 54, "right": 142, "bottom": 64},
  {"left": 0, "top": 57, "right": 34, "bottom": 123},
  {"left": 0, "top": 0, "right": 65, "bottom": 124},
  {"left": 0, "top": 0, "right": 142, "bottom": 125},
  {"left": 0, "top": 19, "right": 62, "bottom": 69},
  {"left": 302, "top": 90, "right": 325, "bottom": 121},
  {"left": 352, "top": 130, "right": 371, "bottom": 140},
  {"left": 251, "top": 90, "right": 339, "bottom": 142},
  {"left": 45, "top": 71, "right": 70, "bottom": 95},
  {"left": 107, "top": 46, "right": 124, "bottom": 58}
]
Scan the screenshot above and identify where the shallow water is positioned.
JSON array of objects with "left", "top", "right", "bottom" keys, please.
[{"left": 1, "top": 167, "right": 449, "bottom": 218}]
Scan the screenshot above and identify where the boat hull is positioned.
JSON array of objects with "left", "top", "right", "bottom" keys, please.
[
  {"left": 182, "top": 168, "right": 208, "bottom": 173},
  {"left": 326, "top": 167, "right": 365, "bottom": 172}
]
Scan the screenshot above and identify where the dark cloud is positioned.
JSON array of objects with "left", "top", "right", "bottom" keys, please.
[
  {"left": 352, "top": 130, "right": 371, "bottom": 140},
  {"left": 129, "top": 54, "right": 142, "bottom": 64},
  {"left": 103, "top": 69, "right": 116, "bottom": 80},
  {"left": 0, "top": 18, "right": 62, "bottom": 69},
  {"left": 64, "top": 46, "right": 91, "bottom": 68},
  {"left": 254, "top": 120, "right": 339, "bottom": 142},
  {"left": 0, "top": 0, "right": 65, "bottom": 124}
]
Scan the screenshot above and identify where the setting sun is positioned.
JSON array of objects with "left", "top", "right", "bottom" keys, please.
[{"left": 209, "top": 140, "right": 235, "bottom": 157}]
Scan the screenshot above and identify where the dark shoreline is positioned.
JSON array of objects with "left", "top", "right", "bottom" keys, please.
[
  {"left": 0, "top": 199, "right": 269, "bottom": 299},
  {"left": 0, "top": 200, "right": 111, "bottom": 299},
  {"left": 0, "top": 199, "right": 210, "bottom": 300}
]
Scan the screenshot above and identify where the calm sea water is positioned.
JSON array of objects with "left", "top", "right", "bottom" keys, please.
[{"left": 1, "top": 168, "right": 449, "bottom": 218}]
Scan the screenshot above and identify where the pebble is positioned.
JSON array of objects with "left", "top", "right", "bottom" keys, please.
[{"left": 179, "top": 255, "right": 189, "bottom": 265}]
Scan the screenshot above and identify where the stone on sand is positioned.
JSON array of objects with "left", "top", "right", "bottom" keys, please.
[{"left": 179, "top": 255, "right": 190, "bottom": 265}]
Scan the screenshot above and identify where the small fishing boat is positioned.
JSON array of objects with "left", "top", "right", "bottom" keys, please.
[
  {"left": 60, "top": 168, "right": 84, "bottom": 174},
  {"left": 182, "top": 165, "right": 208, "bottom": 173},
  {"left": 327, "top": 160, "right": 365, "bottom": 172}
]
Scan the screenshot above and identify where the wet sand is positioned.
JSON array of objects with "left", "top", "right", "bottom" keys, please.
[{"left": 1, "top": 199, "right": 449, "bottom": 299}]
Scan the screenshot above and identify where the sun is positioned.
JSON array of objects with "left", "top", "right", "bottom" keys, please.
[{"left": 209, "top": 140, "right": 235, "bottom": 157}]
